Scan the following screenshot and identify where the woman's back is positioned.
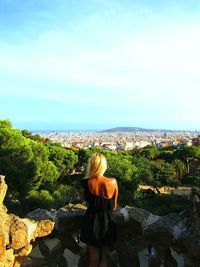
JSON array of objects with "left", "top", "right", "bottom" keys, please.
[
  {"left": 80, "top": 153, "right": 118, "bottom": 266},
  {"left": 88, "top": 176, "right": 118, "bottom": 200},
  {"left": 81, "top": 177, "right": 118, "bottom": 246}
]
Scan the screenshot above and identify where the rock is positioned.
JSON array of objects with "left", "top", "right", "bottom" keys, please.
[
  {"left": 36, "top": 220, "right": 54, "bottom": 237},
  {"left": 0, "top": 223, "right": 6, "bottom": 257},
  {"left": 0, "top": 175, "right": 7, "bottom": 205},
  {"left": 144, "top": 213, "right": 181, "bottom": 246},
  {"left": 0, "top": 176, "right": 12, "bottom": 260},
  {"left": 10, "top": 216, "right": 54, "bottom": 250},
  {"left": 0, "top": 248, "right": 15, "bottom": 267},
  {"left": 14, "top": 244, "right": 33, "bottom": 267},
  {"left": 56, "top": 204, "right": 85, "bottom": 234},
  {"left": 0, "top": 175, "right": 8, "bottom": 213},
  {"left": 10, "top": 217, "right": 30, "bottom": 250},
  {"left": 29, "top": 203, "right": 200, "bottom": 266},
  {"left": 0, "top": 176, "right": 55, "bottom": 267},
  {"left": 27, "top": 208, "right": 57, "bottom": 221},
  {"left": 1, "top": 175, "right": 200, "bottom": 266}
]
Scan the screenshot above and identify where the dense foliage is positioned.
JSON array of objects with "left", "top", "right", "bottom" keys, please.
[{"left": 0, "top": 120, "right": 199, "bottom": 216}]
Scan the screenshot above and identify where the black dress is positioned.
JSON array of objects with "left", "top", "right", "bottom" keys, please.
[{"left": 80, "top": 179, "right": 117, "bottom": 247}]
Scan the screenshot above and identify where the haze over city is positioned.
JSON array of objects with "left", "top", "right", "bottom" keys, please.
[{"left": 0, "top": 0, "right": 200, "bottom": 131}]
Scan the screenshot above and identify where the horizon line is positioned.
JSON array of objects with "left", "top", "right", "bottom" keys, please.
[{"left": 26, "top": 126, "right": 200, "bottom": 133}]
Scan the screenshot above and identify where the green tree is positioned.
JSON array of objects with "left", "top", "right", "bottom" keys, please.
[
  {"left": 173, "top": 159, "right": 187, "bottom": 179},
  {"left": 106, "top": 155, "right": 138, "bottom": 181},
  {"left": 0, "top": 119, "right": 12, "bottom": 129},
  {"left": 150, "top": 160, "right": 177, "bottom": 192},
  {"left": 0, "top": 121, "right": 59, "bottom": 202},
  {"left": 26, "top": 190, "right": 54, "bottom": 210},
  {"left": 174, "top": 146, "right": 200, "bottom": 175},
  {"left": 158, "top": 150, "right": 174, "bottom": 162},
  {"left": 21, "top": 129, "right": 33, "bottom": 139},
  {"left": 132, "top": 155, "right": 153, "bottom": 185},
  {"left": 53, "top": 184, "right": 78, "bottom": 207},
  {"left": 21, "top": 129, "right": 46, "bottom": 142},
  {"left": 141, "top": 145, "right": 159, "bottom": 160},
  {"left": 45, "top": 143, "right": 78, "bottom": 179},
  {"left": 75, "top": 148, "right": 94, "bottom": 172},
  {"left": 104, "top": 152, "right": 139, "bottom": 205}
]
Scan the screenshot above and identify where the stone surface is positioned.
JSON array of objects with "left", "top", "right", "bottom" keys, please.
[
  {"left": 1, "top": 175, "right": 200, "bottom": 266},
  {"left": 0, "top": 176, "right": 55, "bottom": 267},
  {"left": 28, "top": 203, "right": 200, "bottom": 266},
  {"left": 27, "top": 208, "right": 57, "bottom": 221},
  {"left": 14, "top": 244, "right": 33, "bottom": 267},
  {"left": 36, "top": 220, "right": 54, "bottom": 237},
  {"left": 10, "top": 217, "right": 29, "bottom": 250},
  {"left": 0, "top": 248, "right": 15, "bottom": 267},
  {"left": 0, "top": 175, "right": 7, "bottom": 207}
]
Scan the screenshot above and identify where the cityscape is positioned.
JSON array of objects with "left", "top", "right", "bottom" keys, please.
[{"left": 40, "top": 128, "right": 200, "bottom": 150}]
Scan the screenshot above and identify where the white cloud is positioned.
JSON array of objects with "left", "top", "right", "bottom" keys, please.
[{"left": 1, "top": 22, "right": 200, "bottom": 86}]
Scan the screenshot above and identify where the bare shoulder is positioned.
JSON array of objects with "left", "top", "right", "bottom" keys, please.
[
  {"left": 110, "top": 177, "right": 117, "bottom": 183},
  {"left": 104, "top": 177, "right": 117, "bottom": 185}
]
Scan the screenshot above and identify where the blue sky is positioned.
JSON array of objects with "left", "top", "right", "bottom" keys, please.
[{"left": 0, "top": 0, "right": 200, "bottom": 131}]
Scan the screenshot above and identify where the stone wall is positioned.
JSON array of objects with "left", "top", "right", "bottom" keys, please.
[
  {"left": 0, "top": 176, "right": 54, "bottom": 267},
  {"left": 1, "top": 175, "right": 200, "bottom": 267}
]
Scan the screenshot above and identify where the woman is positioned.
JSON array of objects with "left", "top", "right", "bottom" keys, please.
[{"left": 80, "top": 153, "right": 118, "bottom": 267}]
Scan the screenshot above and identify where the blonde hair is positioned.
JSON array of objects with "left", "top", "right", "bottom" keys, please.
[{"left": 85, "top": 153, "right": 107, "bottom": 178}]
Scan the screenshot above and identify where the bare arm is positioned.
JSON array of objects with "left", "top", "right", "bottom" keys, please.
[{"left": 113, "top": 180, "right": 118, "bottom": 210}]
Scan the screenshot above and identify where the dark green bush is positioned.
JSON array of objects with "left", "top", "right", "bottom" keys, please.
[
  {"left": 135, "top": 193, "right": 191, "bottom": 216},
  {"left": 181, "top": 176, "right": 200, "bottom": 186}
]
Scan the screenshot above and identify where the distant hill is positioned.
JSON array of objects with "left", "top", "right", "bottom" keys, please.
[{"left": 100, "top": 127, "right": 185, "bottom": 133}]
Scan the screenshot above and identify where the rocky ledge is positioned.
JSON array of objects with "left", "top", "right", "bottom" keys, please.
[
  {"left": 0, "top": 176, "right": 54, "bottom": 267},
  {"left": 0, "top": 175, "right": 200, "bottom": 267}
]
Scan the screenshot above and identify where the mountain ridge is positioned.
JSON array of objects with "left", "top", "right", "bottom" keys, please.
[{"left": 100, "top": 127, "right": 195, "bottom": 133}]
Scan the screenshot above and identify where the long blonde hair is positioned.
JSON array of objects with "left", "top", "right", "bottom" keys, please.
[{"left": 85, "top": 153, "right": 107, "bottom": 178}]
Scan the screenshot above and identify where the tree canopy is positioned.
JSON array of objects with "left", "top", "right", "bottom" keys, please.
[{"left": 0, "top": 120, "right": 199, "bottom": 215}]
